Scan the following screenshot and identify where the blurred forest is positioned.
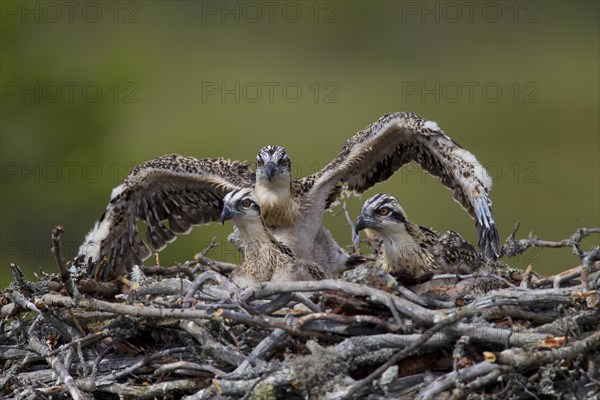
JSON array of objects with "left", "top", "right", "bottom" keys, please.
[{"left": 1, "top": 1, "right": 598, "bottom": 288}]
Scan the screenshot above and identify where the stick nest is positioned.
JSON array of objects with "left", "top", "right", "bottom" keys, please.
[{"left": 1, "top": 225, "right": 599, "bottom": 399}]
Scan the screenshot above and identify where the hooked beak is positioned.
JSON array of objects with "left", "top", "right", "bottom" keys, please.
[
  {"left": 265, "top": 162, "right": 277, "bottom": 182},
  {"left": 355, "top": 214, "right": 374, "bottom": 235},
  {"left": 221, "top": 206, "right": 236, "bottom": 224}
]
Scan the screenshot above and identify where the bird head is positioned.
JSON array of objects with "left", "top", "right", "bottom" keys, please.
[
  {"left": 221, "top": 188, "right": 262, "bottom": 224},
  {"left": 355, "top": 193, "right": 408, "bottom": 237},
  {"left": 255, "top": 145, "right": 292, "bottom": 185}
]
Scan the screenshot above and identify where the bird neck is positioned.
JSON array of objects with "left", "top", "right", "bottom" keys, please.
[
  {"left": 234, "top": 217, "right": 290, "bottom": 280},
  {"left": 380, "top": 221, "right": 434, "bottom": 276},
  {"left": 254, "top": 180, "right": 299, "bottom": 227}
]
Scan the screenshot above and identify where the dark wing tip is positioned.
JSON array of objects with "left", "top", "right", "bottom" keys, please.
[
  {"left": 345, "top": 255, "right": 374, "bottom": 267},
  {"left": 473, "top": 196, "right": 500, "bottom": 260},
  {"left": 477, "top": 222, "right": 500, "bottom": 260}
]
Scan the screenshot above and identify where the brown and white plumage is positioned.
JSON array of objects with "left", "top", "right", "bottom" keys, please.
[
  {"left": 355, "top": 194, "right": 487, "bottom": 278},
  {"left": 304, "top": 112, "right": 499, "bottom": 261},
  {"left": 251, "top": 112, "right": 499, "bottom": 275},
  {"left": 78, "top": 112, "right": 498, "bottom": 281},
  {"left": 77, "top": 154, "right": 254, "bottom": 281},
  {"left": 220, "top": 188, "right": 325, "bottom": 286}
]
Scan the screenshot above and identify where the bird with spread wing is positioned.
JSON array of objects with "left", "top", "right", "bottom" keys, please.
[
  {"left": 355, "top": 193, "right": 488, "bottom": 281},
  {"left": 76, "top": 112, "right": 499, "bottom": 281}
]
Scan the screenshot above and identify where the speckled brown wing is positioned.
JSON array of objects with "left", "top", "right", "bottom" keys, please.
[
  {"left": 304, "top": 261, "right": 327, "bottom": 280},
  {"left": 431, "top": 230, "right": 487, "bottom": 274},
  {"left": 304, "top": 112, "right": 500, "bottom": 259},
  {"left": 418, "top": 226, "right": 440, "bottom": 247},
  {"left": 77, "top": 154, "right": 254, "bottom": 281}
]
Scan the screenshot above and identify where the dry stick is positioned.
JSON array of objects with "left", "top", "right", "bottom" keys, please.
[
  {"left": 332, "top": 332, "right": 452, "bottom": 360},
  {"left": 91, "top": 346, "right": 114, "bottom": 382},
  {"left": 433, "top": 334, "right": 600, "bottom": 400},
  {"left": 232, "top": 328, "right": 288, "bottom": 375},
  {"left": 341, "top": 201, "right": 361, "bottom": 255},
  {"left": 503, "top": 224, "right": 600, "bottom": 289},
  {"left": 291, "top": 292, "right": 322, "bottom": 313},
  {"left": 195, "top": 236, "right": 219, "bottom": 259},
  {"left": 47, "top": 330, "right": 109, "bottom": 357},
  {"left": 251, "top": 280, "right": 439, "bottom": 324},
  {"left": 0, "top": 352, "right": 37, "bottom": 388},
  {"left": 182, "top": 270, "right": 237, "bottom": 306},
  {"left": 254, "top": 293, "right": 296, "bottom": 314},
  {"left": 582, "top": 250, "right": 600, "bottom": 290},
  {"left": 76, "top": 378, "right": 205, "bottom": 398},
  {"left": 99, "top": 347, "right": 189, "bottom": 383},
  {"left": 8, "top": 288, "right": 40, "bottom": 313},
  {"left": 253, "top": 292, "right": 320, "bottom": 314},
  {"left": 194, "top": 237, "right": 238, "bottom": 273},
  {"left": 296, "top": 312, "right": 404, "bottom": 333},
  {"left": 341, "top": 307, "right": 487, "bottom": 400},
  {"left": 28, "top": 336, "right": 90, "bottom": 400},
  {"left": 179, "top": 320, "right": 246, "bottom": 367},
  {"left": 469, "top": 287, "right": 579, "bottom": 311},
  {"left": 141, "top": 263, "right": 197, "bottom": 280},
  {"left": 51, "top": 225, "right": 81, "bottom": 299},
  {"left": 497, "top": 329, "right": 600, "bottom": 368},
  {"left": 449, "top": 368, "right": 505, "bottom": 400},
  {"left": 520, "top": 264, "right": 534, "bottom": 289},
  {"left": 215, "top": 309, "right": 317, "bottom": 337},
  {"left": 8, "top": 263, "right": 29, "bottom": 292},
  {"left": 417, "top": 361, "right": 501, "bottom": 400},
  {"left": 220, "top": 324, "right": 546, "bottom": 394},
  {"left": 552, "top": 261, "right": 600, "bottom": 288},
  {"left": 76, "top": 297, "right": 211, "bottom": 319},
  {"left": 154, "top": 361, "right": 226, "bottom": 377},
  {"left": 502, "top": 224, "right": 599, "bottom": 257}
]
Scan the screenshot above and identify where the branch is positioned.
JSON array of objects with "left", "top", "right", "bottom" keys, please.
[
  {"left": 28, "top": 336, "right": 90, "bottom": 400},
  {"left": 51, "top": 225, "right": 81, "bottom": 299},
  {"left": 502, "top": 223, "right": 599, "bottom": 258}
]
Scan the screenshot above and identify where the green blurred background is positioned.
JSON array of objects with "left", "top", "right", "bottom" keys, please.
[{"left": 1, "top": 1, "right": 598, "bottom": 288}]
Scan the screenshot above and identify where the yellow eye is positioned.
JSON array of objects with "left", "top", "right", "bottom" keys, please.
[
  {"left": 242, "top": 199, "right": 252, "bottom": 208},
  {"left": 378, "top": 207, "right": 390, "bottom": 216},
  {"left": 256, "top": 159, "right": 264, "bottom": 167},
  {"left": 279, "top": 158, "right": 289, "bottom": 167}
]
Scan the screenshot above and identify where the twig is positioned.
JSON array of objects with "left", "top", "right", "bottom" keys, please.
[
  {"left": 502, "top": 223, "right": 599, "bottom": 258},
  {"left": 417, "top": 362, "right": 501, "bottom": 400},
  {"left": 251, "top": 280, "right": 439, "bottom": 324},
  {"left": 141, "top": 263, "right": 197, "bottom": 280},
  {"left": 496, "top": 329, "right": 600, "bottom": 368},
  {"left": 296, "top": 312, "right": 404, "bottom": 333},
  {"left": 179, "top": 320, "right": 246, "bottom": 367},
  {"left": 28, "top": 336, "right": 90, "bottom": 400},
  {"left": 232, "top": 328, "right": 288, "bottom": 375},
  {"left": 342, "top": 307, "right": 486, "bottom": 399},
  {"left": 341, "top": 201, "right": 360, "bottom": 255},
  {"left": 582, "top": 249, "right": 600, "bottom": 290},
  {"left": 51, "top": 225, "right": 81, "bottom": 299},
  {"left": 154, "top": 361, "right": 226, "bottom": 377},
  {"left": 194, "top": 237, "right": 238, "bottom": 273},
  {"left": 101, "top": 347, "right": 189, "bottom": 383}
]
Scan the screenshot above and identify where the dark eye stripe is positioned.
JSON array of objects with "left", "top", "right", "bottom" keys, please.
[{"left": 390, "top": 210, "right": 406, "bottom": 223}]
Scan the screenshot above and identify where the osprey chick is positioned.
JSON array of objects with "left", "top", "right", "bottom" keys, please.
[
  {"left": 77, "top": 112, "right": 499, "bottom": 281},
  {"left": 355, "top": 194, "right": 487, "bottom": 278},
  {"left": 221, "top": 188, "right": 326, "bottom": 286}
]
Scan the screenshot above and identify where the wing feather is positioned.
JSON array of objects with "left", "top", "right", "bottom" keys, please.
[
  {"left": 77, "top": 154, "right": 254, "bottom": 281},
  {"left": 306, "top": 112, "right": 500, "bottom": 259}
]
